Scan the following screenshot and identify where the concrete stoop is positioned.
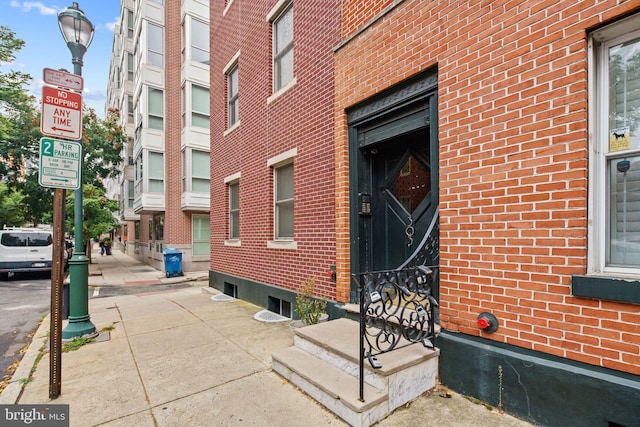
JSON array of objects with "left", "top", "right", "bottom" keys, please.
[{"left": 271, "top": 318, "right": 439, "bottom": 427}]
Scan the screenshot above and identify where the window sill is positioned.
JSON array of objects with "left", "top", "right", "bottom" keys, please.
[
  {"left": 224, "top": 239, "right": 241, "bottom": 247},
  {"left": 571, "top": 275, "right": 640, "bottom": 304},
  {"left": 224, "top": 121, "right": 241, "bottom": 137},
  {"left": 267, "top": 77, "right": 297, "bottom": 105},
  {"left": 267, "top": 240, "right": 297, "bottom": 250}
]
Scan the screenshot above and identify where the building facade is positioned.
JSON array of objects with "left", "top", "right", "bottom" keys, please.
[
  {"left": 107, "top": 0, "right": 211, "bottom": 272},
  {"left": 334, "top": 1, "right": 640, "bottom": 425},
  {"left": 210, "top": 0, "right": 640, "bottom": 425},
  {"left": 208, "top": 0, "right": 341, "bottom": 313}
]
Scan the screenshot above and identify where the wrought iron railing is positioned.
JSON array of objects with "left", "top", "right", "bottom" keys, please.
[
  {"left": 353, "top": 265, "right": 438, "bottom": 401},
  {"left": 352, "top": 208, "right": 439, "bottom": 402}
]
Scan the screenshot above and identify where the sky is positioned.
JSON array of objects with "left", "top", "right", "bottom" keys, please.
[{"left": 1, "top": 0, "right": 120, "bottom": 115}]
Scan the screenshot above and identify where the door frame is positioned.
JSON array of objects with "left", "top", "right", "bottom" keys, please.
[{"left": 347, "top": 68, "right": 439, "bottom": 301}]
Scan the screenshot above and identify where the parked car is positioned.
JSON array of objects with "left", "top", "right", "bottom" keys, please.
[{"left": 0, "top": 227, "right": 68, "bottom": 279}]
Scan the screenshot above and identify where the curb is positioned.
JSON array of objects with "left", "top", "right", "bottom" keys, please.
[{"left": 0, "top": 316, "right": 50, "bottom": 405}]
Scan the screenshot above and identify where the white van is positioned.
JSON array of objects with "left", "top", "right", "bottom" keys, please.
[{"left": 0, "top": 227, "right": 65, "bottom": 279}]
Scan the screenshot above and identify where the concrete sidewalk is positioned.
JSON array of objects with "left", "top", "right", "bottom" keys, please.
[{"left": 0, "top": 249, "right": 534, "bottom": 426}]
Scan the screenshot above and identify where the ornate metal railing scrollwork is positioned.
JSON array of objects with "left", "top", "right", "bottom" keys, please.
[{"left": 353, "top": 265, "right": 438, "bottom": 402}]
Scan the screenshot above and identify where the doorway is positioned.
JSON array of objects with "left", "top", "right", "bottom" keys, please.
[{"left": 348, "top": 69, "right": 439, "bottom": 300}]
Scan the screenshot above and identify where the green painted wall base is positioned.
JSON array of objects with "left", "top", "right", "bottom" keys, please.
[
  {"left": 208, "top": 270, "right": 342, "bottom": 320},
  {"left": 438, "top": 332, "right": 640, "bottom": 427}
]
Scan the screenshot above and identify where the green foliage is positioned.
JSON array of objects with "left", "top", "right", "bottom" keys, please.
[
  {"left": 81, "top": 108, "right": 126, "bottom": 184},
  {"left": 66, "top": 184, "right": 119, "bottom": 244},
  {"left": 62, "top": 337, "right": 94, "bottom": 352},
  {"left": 0, "top": 182, "right": 25, "bottom": 226},
  {"left": 295, "top": 276, "right": 327, "bottom": 325}
]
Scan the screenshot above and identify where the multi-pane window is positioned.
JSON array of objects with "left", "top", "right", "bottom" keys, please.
[
  {"left": 148, "top": 87, "right": 163, "bottom": 130},
  {"left": 147, "top": 22, "right": 163, "bottom": 67},
  {"left": 272, "top": 3, "right": 293, "bottom": 92},
  {"left": 192, "top": 150, "right": 210, "bottom": 192},
  {"left": 591, "top": 16, "right": 640, "bottom": 273},
  {"left": 127, "top": 180, "right": 134, "bottom": 208},
  {"left": 229, "top": 181, "right": 240, "bottom": 239},
  {"left": 154, "top": 215, "right": 164, "bottom": 241},
  {"left": 227, "top": 64, "right": 239, "bottom": 127},
  {"left": 192, "top": 85, "right": 210, "bottom": 128},
  {"left": 127, "top": 95, "right": 134, "bottom": 123},
  {"left": 191, "top": 18, "right": 209, "bottom": 65},
  {"left": 148, "top": 151, "right": 164, "bottom": 193},
  {"left": 127, "top": 52, "right": 134, "bottom": 81},
  {"left": 274, "top": 162, "right": 294, "bottom": 239},
  {"left": 126, "top": 9, "right": 133, "bottom": 39},
  {"left": 193, "top": 215, "right": 210, "bottom": 256}
]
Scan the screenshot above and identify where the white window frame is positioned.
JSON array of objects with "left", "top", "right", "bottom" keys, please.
[
  {"left": 147, "top": 22, "right": 163, "bottom": 67},
  {"left": 588, "top": 13, "right": 640, "bottom": 276},
  {"left": 192, "top": 214, "right": 210, "bottom": 257},
  {"left": 190, "top": 17, "right": 209, "bottom": 65},
  {"left": 147, "top": 151, "right": 164, "bottom": 194},
  {"left": 223, "top": 51, "right": 241, "bottom": 133},
  {"left": 148, "top": 87, "right": 163, "bottom": 130},
  {"left": 224, "top": 172, "right": 241, "bottom": 246},
  {"left": 267, "top": 1, "right": 295, "bottom": 96},
  {"left": 191, "top": 149, "right": 210, "bottom": 193},
  {"left": 267, "top": 149, "right": 297, "bottom": 249},
  {"left": 191, "top": 84, "right": 210, "bottom": 129}
]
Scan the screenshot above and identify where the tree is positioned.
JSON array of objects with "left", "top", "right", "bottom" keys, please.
[
  {"left": 0, "top": 182, "right": 25, "bottom": 227},
  {"left": 0, "top": 26, "right": 125, "bottom": 238},
  {"left": 0, "top": 26, "right": 34, "bottom": 179},
  {"left": 66, "top": 184, "right": 119, "bottom": 245}
]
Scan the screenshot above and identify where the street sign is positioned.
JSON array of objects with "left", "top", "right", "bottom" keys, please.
[
  {"left": 43, "top": 68, "right": 83, "bottom": 91},
  {"left": 39, "top": 138, "right": 81, "bottom": 190},
  {"left": 41, "top": 86, "right": 82, "bottom": 140}
]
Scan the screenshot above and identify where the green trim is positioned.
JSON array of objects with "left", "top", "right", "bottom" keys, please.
[
  {"left": 439, "top": 332, "right": 640, "bottom": 426},
  {"left": 208, "top": 270, "right": 343, "bottom": 320},
  {"left": 572, "top": 275, "right": 640, "bottom": 304}
]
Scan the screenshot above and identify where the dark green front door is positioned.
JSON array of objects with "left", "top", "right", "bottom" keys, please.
[
  {"left": 348, "top": 69, "right": 438, "bottom": 300},
  {"left": 369, "top": 129, "right": 434, "bottom": 271}
]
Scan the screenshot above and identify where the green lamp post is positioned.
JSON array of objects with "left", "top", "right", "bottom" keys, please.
[{"left": 59, "top": 2, "right": 97, "bottom": 339}]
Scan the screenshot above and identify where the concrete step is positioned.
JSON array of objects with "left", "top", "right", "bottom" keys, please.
[
  {"left": 272, "top": 346, "right": 389, "bottom": 427},
  {"left": 293, "top": 318, "right": 439, "bottom": 376}
]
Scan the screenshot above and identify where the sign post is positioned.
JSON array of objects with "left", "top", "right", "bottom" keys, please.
[
  {"left": 40, "top": 86, "right": 82, "bottom": 140},
  {"left": 43, "top": 68, "right": 84, "bottom": 92},
  {"left": 39, "top": 138, "right": 81, "bottom": 190}
]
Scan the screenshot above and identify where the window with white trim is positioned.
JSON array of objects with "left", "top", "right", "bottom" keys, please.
[
  {"left": 590, "top": 14, "right": 640, "bottom": 274},
  {"left": 126, "top": 9, "right": 134, "bottom": 39},
  {"left": 148, "top": 87, "right": 163, "bottom": 130},
  {"left": 272, "top": 3, "right": 293, "bottom": 92},
  {"left": 127, "top": 52, "right": 134, "bottom": 81},
  {"left": 147, "top": 22, "right": 163, "bottom": 67},
  {"left": 227, "top": 63, "right": 239, "bottom": 127},
  {"left": 274, "top": 162, "right": 294, "bottom": 240},
  {"left": 192, "top": 150, "right": 210, "bottom": 192},
  {"left": 229, "top": 181, "right": 240, "bottom": 239},
  {"left": 192, "top": 84, "right": 210, "bottom": 128},
  {"left": 193, "top": 215, "right": 210, "bottom": 256},
  {"left": 191, "top": 18, "right": 209, "bottom": 65},
  {"left": 148, "top": 151, "right": 164, "bottom": 193}
]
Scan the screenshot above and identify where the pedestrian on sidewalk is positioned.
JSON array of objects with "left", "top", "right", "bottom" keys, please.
[{"left": 99, "top": 239, "right": 105, "bottom": 256}]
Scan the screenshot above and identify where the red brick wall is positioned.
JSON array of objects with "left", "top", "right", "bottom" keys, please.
[
  {"left": 209, "top": 0, "right": 340, "bottom": 298},
  {"left": 164, "top": 0, "right": 191, "bottom": 245},
  {"left": 336, "top": 0, "right": 640, "bottom": 375}
]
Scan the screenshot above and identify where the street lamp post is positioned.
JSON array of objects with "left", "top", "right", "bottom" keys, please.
[{"left": 59, "top": 2, "right": 96, "bottom": 339}]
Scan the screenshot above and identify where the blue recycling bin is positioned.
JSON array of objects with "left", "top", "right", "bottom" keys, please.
[{"left": 163, "top": 248, "right": 183, "bottom": 278}]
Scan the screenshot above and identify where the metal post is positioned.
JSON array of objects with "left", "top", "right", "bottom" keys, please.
[{"left": 61, "top": 33, "right": 96, "bottom": 339}]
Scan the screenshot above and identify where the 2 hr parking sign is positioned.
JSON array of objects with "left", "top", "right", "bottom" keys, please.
[{"left": 38, "top": 138, "right": 81, "bottom": 190}]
